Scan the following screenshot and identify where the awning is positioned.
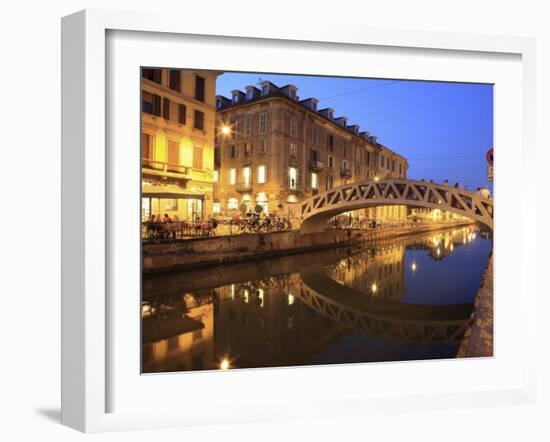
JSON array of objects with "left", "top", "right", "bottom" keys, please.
[{"left": 142, "top": 184, "right": 205, "bottom": 200}]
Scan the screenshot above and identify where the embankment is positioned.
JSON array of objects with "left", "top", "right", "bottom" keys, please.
[
  {"left": 143, "top": 221, "right": 473, "bottom": 273},
  {"left": 457, "top": 254, "right": 494, "bottom": 357}
]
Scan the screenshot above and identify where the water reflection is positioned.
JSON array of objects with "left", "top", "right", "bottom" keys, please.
[{"left": 142, "top": 226, "right": 491, "bottom": 373}]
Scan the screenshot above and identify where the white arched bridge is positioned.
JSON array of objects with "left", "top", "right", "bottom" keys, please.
[{"left": 300, "top": 178, "right": 493, "bottom": 233}]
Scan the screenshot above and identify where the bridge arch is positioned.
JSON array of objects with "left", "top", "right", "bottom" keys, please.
[
  {"left": 300, "top": 179, "right": 493, "bottom": 234},
  {"left": 297, "top": 263, "right": 472, "bottom": 344}
]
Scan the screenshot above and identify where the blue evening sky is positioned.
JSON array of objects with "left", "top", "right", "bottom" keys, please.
[{"left": 216, "top": 72, "right": 493, "bottom": 192}]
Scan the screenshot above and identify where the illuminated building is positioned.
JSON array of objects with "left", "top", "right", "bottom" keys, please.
[
  {"left": 141, "top": 68, "right": 221, "bottom": 222},
  {"left": 214, "top": 81, "right": 408, "bottom": 223}
]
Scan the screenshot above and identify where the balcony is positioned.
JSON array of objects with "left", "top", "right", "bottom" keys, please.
[
  {"left": 309, "top": 159, "right": 324, "bottom": 171},
  {"left": 236, "top": 182, "right": 253, "bottom": 192},
  {"left": 340, "top": 168, "right": 352, "bottom": 178},
  {"left": 142, "top": 158, "right": 191, "bottom": 179}
]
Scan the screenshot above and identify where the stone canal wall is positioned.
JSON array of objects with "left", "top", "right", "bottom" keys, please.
[
  {"left": 457, "top": 254, "right": 494, "bottom": 358},
  {"left": 143, "top": 229, "right": 364, "bottom": 273},
  {"left": 143, "top": 221, "right": 474, "bottom": 273}
]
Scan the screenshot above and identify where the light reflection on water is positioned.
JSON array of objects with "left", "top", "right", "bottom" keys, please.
[{"left": 142, "top": 226, "right": 492, "bottom": 373}]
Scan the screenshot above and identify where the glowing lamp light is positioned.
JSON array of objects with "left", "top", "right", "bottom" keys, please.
[
  {"left": 221, "top": 125, "right": 231, "bottom": 135},
  {"left": 371, "top": 283, "right": 378, "bottom": 293},
  {"left": 411, "top": 262, "right": 417, "bottom": 272},
  {"left": 374, "top": 176, "right": 380, "bottom": 182},
  {"left": 220, "top": 358, "right": 230, "bottom": 370}
]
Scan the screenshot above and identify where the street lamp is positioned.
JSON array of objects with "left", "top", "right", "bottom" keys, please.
[
  {"left": 374, "top": 175, "right": 380, "bottom": 182},
  {"left": 221, "top": 125, "right": 231, "bottom": 135},
  {"left": 220, "top": 358, "right": 230, "bottom": 370}
]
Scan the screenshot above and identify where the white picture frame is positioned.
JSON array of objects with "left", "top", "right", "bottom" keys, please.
[{"left": 61, "top": 9, "right": 538, "bottom": 433}]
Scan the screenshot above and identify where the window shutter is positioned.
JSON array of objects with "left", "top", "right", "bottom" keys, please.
[
  {"left": 168, "top": 140, "right": 179, "bottom": 165},
  {"left": 141, "top": 134, "right": 150, "bottom": 159},
  {"left": 178, "top": 104, "right": 186, "bottom": 124}
]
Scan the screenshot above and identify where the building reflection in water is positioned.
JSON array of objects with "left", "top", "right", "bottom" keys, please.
[{"left": 142, "top": 226, "right": 489, "bottom": 373}]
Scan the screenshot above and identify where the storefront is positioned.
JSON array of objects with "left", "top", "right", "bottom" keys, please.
[{"left": 141, "top": 184, "right": 205, "bottom": 222}]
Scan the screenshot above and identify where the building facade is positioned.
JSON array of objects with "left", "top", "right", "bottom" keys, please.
[
  {"left": 213, "top": 81, "right": 408, "bottom": 224},
  {"left": 141, "top": 68, "right": 221, "bottom": 223}
]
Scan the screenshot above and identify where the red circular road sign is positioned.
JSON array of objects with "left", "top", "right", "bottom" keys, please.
[{"left": 486, "top": 148, "right": 494, "bottom": 165}]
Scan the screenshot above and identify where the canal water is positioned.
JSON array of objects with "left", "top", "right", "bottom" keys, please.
[{"left": 142, "top": 226, "right": 492, "bottom": 373}]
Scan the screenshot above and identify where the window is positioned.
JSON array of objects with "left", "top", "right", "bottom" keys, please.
[
  {"left": 259, "top": 112, "right": 267, "bottom": 134},
  {"left": 242, "top": 167, "right": 251, "bottom": 185},
  {"left": 259, "top": 139, "right": 267, "bottom": 155},
  {"left": 258, "top": 165, "right": 266, "bottom": 184},
  {"left": 178, "top": 104, "right": 186, "bottom": 124},
  {"left": 392, "top": 160, "right": 396, "bottom": 172},
  {"left": 311, "top": 172, "right": 318, "bottom": 189},
  {"left": 233, "top": 119, "right": 239, "bottom": 138},
  {"left": 244, "top": 142, "right": 252, "bottom": 157},
  {"left": 399, "top": 163, "right": 403, "bottom": 175},
  {"left": 194, "top": 110, "right": 204, "bottom": 130},
  {"left": 162, "top": 97, "right": 170, "bottom": 120},
  {"left": 289, "top": 142, "right": 298, "bottom": 159},
  {"left": 169, "top": 70, "right": 181, "bottom": 92},
  {"left": 310, "top": 149, "right": 320, "bottom": 161},
  {"left": 228, "top": 197, "right": 238, "bottom": 209},
  {"left": 380, "top": 155, "right": 385, "bottom": 168},
  {"left": 326, "top": 175, "right": 333, "bottom": 190},
  {"left": 213, "top": 170, "right": 219, "bottom": 183},
  {"left": 141, "top": 133, "right": 151, "bottom": 159},
  {"left": 343, "top": 141, "right": 348, "bottom": 158},
  {"left": 195, "top": 75, "right": 205, "bottom": 102},
  {"left": 327, "top": 133, "right": 334, "bottom": 151},
  {"left": 355, "top": 164, "right": 361, "bottom": 177},
  {"left": 289, "top": 167, "right": 298, "bottom": 190},
  {"left": 290, "top": 116, "right": 297, "bottom": 137},
  {"left": 230, "top": 144, "right": 237, "bottom": 158},
  {"left": 366, "top": 151, "right": 371, "bottom": 166},
  {"left": 229, "top": 168, "right": 237, "bottom": 185},
  {"left": 311, "top": 124, "right": 318, "bottom": 145},
  {"left": 213, "top": 202, "right": 221, "bottom": 213},
  {"left": 244, "top": 115, "right": 252, "bottom": 137},
  {"left": 142, "top": 91, "right": 161, "bottom": 116},
  {"left": 232, "top": 94, "right": 239, "bottom": 104},
  {"left": 193, "top": 146, "right": 203, "bottom": 170},
  {"left": 328, "top": 155, "right": 334, "bottom": 168},
  {"left": 246, "top": 89, "right": 253, "bottom": 100},
  {"left": 261, "top": 84, "right": 269, "bottom": 95},
  {"left": 142, "top": 68, "right": 161, "bottom": 84}
]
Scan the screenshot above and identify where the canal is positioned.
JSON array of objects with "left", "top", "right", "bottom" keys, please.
[{"left": 141, "top": 225, "right": 492, "bottom": 373}]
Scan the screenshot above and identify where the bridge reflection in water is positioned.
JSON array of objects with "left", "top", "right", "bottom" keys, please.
[{"left": 142, "top": 226, "right": 492, "bottom": 373}]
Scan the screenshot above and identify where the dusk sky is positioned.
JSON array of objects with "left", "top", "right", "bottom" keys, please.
[{"left": 216, "top": 72, "right": 493, "bottom": 192}]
